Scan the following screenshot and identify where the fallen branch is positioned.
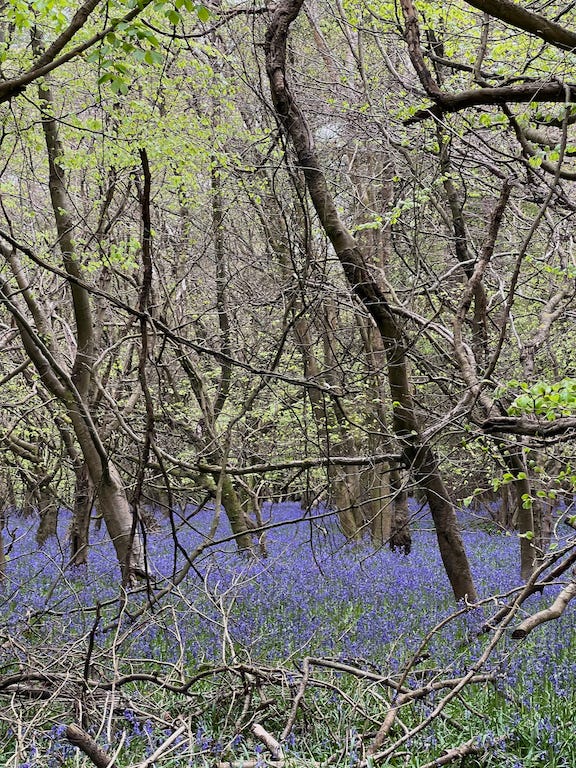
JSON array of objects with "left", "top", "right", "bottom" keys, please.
[
  {"left": 65, "top": 724, "right": 115, "bottom": 768},
  {"left": 368, "top": 675, "right": 495, "bottom": 754},
  {"left": 418, "top": 734, "right": 507, "bottom": 767},
  {"left": 482, "top": 543, "right": 576, "bottom": 631},
  {"left": 216, "top": 722, "right": 286, "bottom": 768},
  {"left": 282, "top": 657, "right": 310, "bottom": 740},
  {"left": 252, "top": 723, "right": 284, "bottom": 761}
]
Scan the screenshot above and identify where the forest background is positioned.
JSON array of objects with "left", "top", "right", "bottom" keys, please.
[{"left": 1, "top": 0, "right": 576, "bottom": 764}]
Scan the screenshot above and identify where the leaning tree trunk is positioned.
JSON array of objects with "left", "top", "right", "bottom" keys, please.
[{"left": 265, "top": 0, "right": 477, "bottom": 601}]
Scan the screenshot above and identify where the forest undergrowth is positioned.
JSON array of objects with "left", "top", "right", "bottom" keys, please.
[{"left": 1, "top": 500, "right": 575, "bottom": 768}]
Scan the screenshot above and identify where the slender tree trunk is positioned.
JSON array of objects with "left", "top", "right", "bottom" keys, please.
[
  {"left": 351, "top": 149, "right": 412, "bottom": 553},
  {"left": 0, "top": 506, "right": 6, "bottom": 585},
  {"left": 321, "top": 300, "right": 364, "bottom": 538},
  {"left": 357, "top": 317, "right": 411, "bottom": 550},
  {"left": 437, "top": 120, "right": 535, "bottom": 581},
  {"left": 501, "top": 447, "right": 536, "bottom": 581},
  {"left": 258, "top": 181, "right": 364, "bottom": 537},
  {"left": 24, "top": 43, "right": 146, "bottom": 583},
  {"left": 67, "top": 407, "right": 145, "bottom": 580},
  {"left": 265, "top": 0, "right": 476, "bottom": 601},
  {"left": 389, "top": 468, "right": 412, "bottom": 554},
  {"left": 364, "top": 465, "right": 392, "bottom": 547},
  {"left": 177, "top": 353, "right": 255, "bottom": 554},
  {"left": 70, "top": 462, "right": 92, "bottom": 567}
]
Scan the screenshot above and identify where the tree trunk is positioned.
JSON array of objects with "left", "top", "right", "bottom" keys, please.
[
  {"left": 502, "top": 448, "right": 536, "bottom": 581},
  {"left": 259, "top": 183, "right": 363, "bottom": 537},
  {"left": 36, "top": 485, "right": 58, "bottom": 546},
  {"left": 96, "top": 463, "right": 145, "bottom": 581},
  {"left": 321, "top": 300, "right": 364, "bottom": 539},
  {"left": 356, "top": 316, "right": 406, "bottom": 550},
  {"left": 70, "top": 462, "right": 93, "bottom": 567},
  {"left": 219, "top": 472, "right": 254, "bottom": 552},
  {"left": 389, "top": 468, "right": 412, "bottom": 554},
  {"left": 364, "top": 465, "right": 392, "bottom": 547},
  {"left": 22, "top": 46, "right": 147, "bottom": 583},
  {"left": 265, "top": 2, "right": 477, "bottom": 601},
  {"left": 0, "top": 506, "right": 6, "bottom": 586}
]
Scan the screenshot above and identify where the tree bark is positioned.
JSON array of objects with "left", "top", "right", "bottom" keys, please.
[
  {"left": 70, "top": 462, "right": 93, "bottom": 567},
  {"left": 389, "top": 468, "right": 412, "bottom": 554},
  {"left": 35, "top": 479, "right": 58, "bottom": 546},
  {"left": 219, "top": 472, "right": 255, "bottom": 552}
]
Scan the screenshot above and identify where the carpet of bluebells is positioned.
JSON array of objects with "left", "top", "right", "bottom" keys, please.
[{"left": 1, "top": 500, "right": 575, "bottom": 766}]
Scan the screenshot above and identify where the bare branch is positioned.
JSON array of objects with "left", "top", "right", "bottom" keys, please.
[
  {"left": 482, "top": 415, "right": 576, "bottom": 440},
  {"left": 418, "top": 735, "right": 507, "bottom": 768},
  {"left": 462, "top": 0, "right": 576, "bottom": 51},
  {"left": 512, "top": 573, "right": 576, "bottom": 638},
  {"left": 406, "top": 81, "right": 576, "bottom": 125}
]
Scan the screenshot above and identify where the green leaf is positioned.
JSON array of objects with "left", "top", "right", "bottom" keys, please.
[
  {"left": 110, "top": 76, "right": 129, "bottom": 95},
  {"left": 519, "top": 530, "right": 534, "bottom": 540},
  {"left": 528, "top": 155, "right": 542, "bottom": 168},
  {"left": 144, "top": 49, "right": 163, "bottom": 65},
  {"left": 97, "top": 72, "right": 115, "bottom": 85},
  {"left": 196, "top": 3, "right": 210, "bottom": 21}
]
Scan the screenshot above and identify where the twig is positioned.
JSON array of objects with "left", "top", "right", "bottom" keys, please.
[
  {"left": 133, "top": 722, "right": 187, "bottom": 767},
  {"left": 281, "top": 657, "right": 310, "bottom": 740}
]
